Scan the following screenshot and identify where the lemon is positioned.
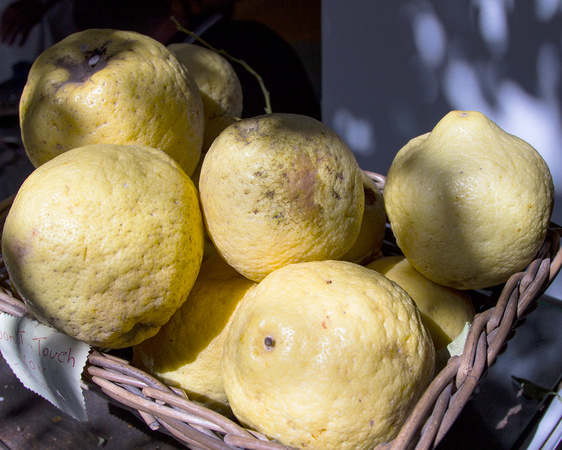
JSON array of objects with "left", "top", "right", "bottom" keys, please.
[
  {"left": 199, "top": 113, "right": 364, "bottom": 282},
  {"left": 222, "top": 260, "right": 435, "bottom": 449},
  {"left": 384, "top": 110, "right": 555, "bottom": 290},
  {"left": 367, "top": 255, "right": 475, "bottom": 350},
  {"left": 1, "top": 144, "right": 204, "bottom": 348},
  {"left": 168, "top": 42, "right": 243, "bottom": 153},
  {"left": 340, "top": 170, "right": 386, "bottom": 265},
  {"left": 133, "top": 254, "right": 256, "bottom": 415},
  {"left": 20, "top": 29, "right": 204, "bottom": 176}
]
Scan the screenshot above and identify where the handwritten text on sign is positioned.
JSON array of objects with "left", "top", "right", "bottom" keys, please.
[{"left": 0, "top": 313, "right": 90, "bottom": 421}]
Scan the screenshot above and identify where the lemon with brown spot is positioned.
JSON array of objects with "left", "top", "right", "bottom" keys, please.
[
  {"left": 222, "top": 259, "right": 435, "bottom": 449},
  {"left": 199, "top": 113, "right": 364, "bottom": 281},
  {"left": 19, "top": 29, "right": 204, "bottom": 176},
  {"left": 2, "top": 143, "right": 204, "bottom": 348}
]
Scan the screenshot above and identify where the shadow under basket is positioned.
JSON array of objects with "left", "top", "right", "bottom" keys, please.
[{"left": 0, "top": 173, "right": 561, "bottom": 450}]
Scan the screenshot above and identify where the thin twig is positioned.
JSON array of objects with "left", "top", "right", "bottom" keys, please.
[{"left": 171, "top": 16, "right": 272, "bottom": 115}]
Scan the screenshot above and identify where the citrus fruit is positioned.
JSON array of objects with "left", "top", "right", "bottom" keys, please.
[
  {"left": 340, "top": 170, "right": 386, "bottom": 265},
  {"left": 384, "top": 110, "right": 555, "bottom": 290},
  {"left": 367, "top": 255, "right": 475, "bottom": 349},
  {"left": 1, "top": 143, "right": 204, "bottom": 348},
  {"left": 19, "top": 29, "right": 204, "bottom": 176},
  {"left": 133, "top": 254, "right": 256, "bottom": 415},
  {"left": 168, "top": 42, "right": 243, "bottom": 153},
  {"left": 222, "top": 259, "right": 435, "bottom": 449},
  {"left": 199, "top": 113, "right": 364, "bottom": 281}
]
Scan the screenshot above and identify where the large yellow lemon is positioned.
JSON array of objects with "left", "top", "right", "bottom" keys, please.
[
  {"left": 199, "top": 113, "right": 364, "bottom": 281},
  {"left": 222, "top": 260, "right": 435, "bottom": 449},
  {"left": 133, "top": 254, "right": 256, "bottom": 415},
  {"left": 19, "top": 29, "right": 204, "bottom": 176},
  {"left": 367, "top": 255, "right": 475, "bottom": 350},
  {"left": 384, "top": 110, "right": 554, "bottom": 290},
  {"left": 1, "top": 144, "right": 204, "bottom": 348},
  {"left": 168, "top": 42, "right": 243, "bottom": 153}
]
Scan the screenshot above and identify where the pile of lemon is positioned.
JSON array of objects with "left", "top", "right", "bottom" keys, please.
[{"left": 1, "top": 29, "right": 555, "bottom": 449}]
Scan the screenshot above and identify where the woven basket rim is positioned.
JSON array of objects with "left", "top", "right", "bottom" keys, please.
[{"left": 0, "top": 172, "right": 561, "bottom": 450}]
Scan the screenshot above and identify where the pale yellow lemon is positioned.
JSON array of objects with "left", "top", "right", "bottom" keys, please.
[
  {"left": 20, "top": 29, "right": 204, "bottom": 176},
  {"left": 1, "top": 144, "right": 204, "bottom": 348},
  {"left": 199, "top": 113, "right": 364, "bottom": 281},
  {"left": 133, "top": 254, "right": 256, "bottom": 415},
  {"left": 168, "top": 42, "right": 243, "bottom": 153},
  {"left": 340, "top": 170, "right": 386, "bottom": 265},
  {"left": 222, "top": 260, "right": 435, "bottom": 449},
  {"left": 384, "top": 110, "right": 554, "bottom": 290},
  {"left": 367, "top": 255, "right": 475, "bottom": 350}
]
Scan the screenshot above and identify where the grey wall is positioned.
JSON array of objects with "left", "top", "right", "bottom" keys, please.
[{"left": 322, "top": 0, "right": 562, "bottom": 297}]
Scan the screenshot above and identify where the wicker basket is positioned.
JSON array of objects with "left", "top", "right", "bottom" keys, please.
[{"left": 1, "top": 174, "right": 561, "bottom": 450}]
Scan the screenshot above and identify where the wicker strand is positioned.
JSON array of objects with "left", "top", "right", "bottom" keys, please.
[
  {"left": 0, "top": 288, "right": 27, "bottom": 317},
  {"left": 87, "top": 351, "right": 172, "bottom": 392},
  {"left": 549, "top": 227, "right": 562, "bottom": 281},
  {"left": 456, "top": 308, "right": 493, "bottom": 389},
  {"left": 516, "top": 258, "right": 551, "bottom": 318},
  {"left": 92, "top": 375, "right": 234, "bottom": 446},
  {"left": 486, "top": 286, "right": 519, "bottom": 366},
  {"left": 87, "top": 365, "right": 154, "bottom": 390},
  {"left": 155, "top": 416, "right": 235, "bottom": 450},
  {"left": 223, "top": 434, "right": 294, "bottom": 450},
  {"left": 156, "top": 419, "right": 220, "bottom": 450},
  {"left": 155, "top": 416, "right": 228, "bottom": 450},
  {"left": 487, "top": 273, "right": 523, "bottom": 333},
  {"left": 415, "top": 383, "right": 454, "bottom": 450},
  {"left": 435, "top": 331, "right": 488, "bottom": 444},
  {"left": 142, "top": 387, "right": 256, "bottom": 440}
]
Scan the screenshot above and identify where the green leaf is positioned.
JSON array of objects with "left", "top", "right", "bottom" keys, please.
[
  {"left": 435, "top": 321, "right": 471, "bottom": 372},
  {"left": 447, "top": 321, "right": 471, "bottom": 357}
]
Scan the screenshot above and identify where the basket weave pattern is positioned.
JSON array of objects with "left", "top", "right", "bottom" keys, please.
[{"left": 1, "top": 177, "right": 561, "bottom": 449}]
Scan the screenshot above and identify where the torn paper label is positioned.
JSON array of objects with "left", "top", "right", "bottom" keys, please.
[{"left": 0, "top": 313, "right": 90, "bottom": 421}]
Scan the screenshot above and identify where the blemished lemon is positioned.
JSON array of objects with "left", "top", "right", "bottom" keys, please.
[
  {"left": 199, "top": 113, "right": 365, "bottom": 282},
  {"left": 367, "top": 255, "right": 475, "bottom": 350},
  {"left": 20, "top": 29, "right": 204, "bottom": 176},
  {"left": 340, "top": 170, "right": 386, "bottom": 265},
  {"left": 384, "top": 110, "right": 555, "bottom": 290},
  {"left": 1, "top": 144, "right": 204, "bottom": 348},
  {"left": 222, "top": 260, "right": 435, "bottom": 449},
  {"left": 133, "top": 254, "right": 256, "bottom": 415},
  {"left": 168, "top": 42, "right": 243, "bottom": 153}
]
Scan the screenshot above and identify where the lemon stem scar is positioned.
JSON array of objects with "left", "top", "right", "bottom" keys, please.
[
  {"left": 55, "top": 43, "right": 111, "bottom": 85},
  {"left": 171, "top": 16, "right": 272, "bottom": 115},
  {"left": 264, "top": 336, "right": 275, "bottom": 350}
]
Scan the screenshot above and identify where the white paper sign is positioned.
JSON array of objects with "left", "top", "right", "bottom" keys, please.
[{"left": 0, "top": 313, "right": 90, "bottom": 421}]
